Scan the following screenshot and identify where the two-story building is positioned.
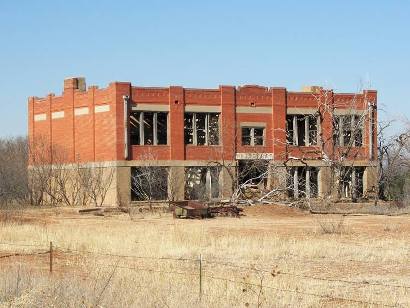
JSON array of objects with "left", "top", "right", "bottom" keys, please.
[{"left": 28, "top": 77, "right": 377, "bottom": 205}]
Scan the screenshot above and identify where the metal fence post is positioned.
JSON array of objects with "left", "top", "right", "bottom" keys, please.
[
  {"left": 199, "top": 254, "right": 202, "bottom": 300},
  {"left": 49, "top": 241, "right": 53, "bottom": 273}
]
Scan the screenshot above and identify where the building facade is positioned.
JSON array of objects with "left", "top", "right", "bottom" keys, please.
[{"left": 28, "top": 77, "right": 378, "bottom": 205}]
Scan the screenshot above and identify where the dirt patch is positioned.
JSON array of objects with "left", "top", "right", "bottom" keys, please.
[{"left": 243, "top": 203, "right": 307, "bottom": 218}]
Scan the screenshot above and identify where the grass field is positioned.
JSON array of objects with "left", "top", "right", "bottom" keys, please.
[{"left": 0, "top": 205, "right": 409, "bottom": 307}]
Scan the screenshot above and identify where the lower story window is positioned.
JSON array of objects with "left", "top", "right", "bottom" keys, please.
[
  {"left": 131, "top": 166, "right": 168, "bottom": 201},
  {"left": 339, "top": 167, "right": 364, "bottom": 199},
  {"left": 287, "top": 166, "right": 319, "bottom": 198},
  {"left": 185, "top": 166, "right": 220, "bottom": 200}
]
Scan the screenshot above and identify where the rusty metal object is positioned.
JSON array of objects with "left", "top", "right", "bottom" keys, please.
[
  {"left": 171, "top": 201, "right": 244, "bottom": 219},
  {"left": 171, "top": 201, "right": 209, "bottom": 219}
]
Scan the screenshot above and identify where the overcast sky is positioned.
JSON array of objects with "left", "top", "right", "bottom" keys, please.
[{"left": 0, "top": 0, "right": 409, "bottom": 137}]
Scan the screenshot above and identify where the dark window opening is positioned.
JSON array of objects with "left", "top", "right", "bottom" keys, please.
[
  {"left": 184, "top": 113, "right": 220, "bottom": 145},
  {"left": 209, "top": 113, "right": 220, "bottom": 145},
  {"left": 297, "top": 116, "right": 305, "bottom": 146},
  {"left": 157, "top": 112, "right": 168, "bottom": 145},
  {"left": 130, "top": 112, "right": 140, "bottom": 145},
  {"left": 287, "top": 166, "right": 319, "bottom": 199},
  {"left": 184, "top": 113, "right": 194, "bottom": 144},
  {"left": 308, "top": 115, "right": 318, "bottom": 145},
  {"left": 333, "top": 115, "right": 363, "bottom": 147},
  {"left": 131, "top": 166, "right": 168, "bottom": 201},
  {"left": 185, "top": 166, "right": 220, "bottom": 200},
  {"left": 241, "top": 127, "right": 265, "bottom": 146},
  {"left": 238, "top": 160, "right": 268, "bottom": 188},
  {"left": 286, "top": 116, "right": 294, "bottom": 144},
  {"left": 340, "top": 166, "right": 365, "bottom": 200},
  {"left": 129, "top": 111, "right": 168, "bottom": 145},
  {"left": 144, "top": 112, "right": 154, "bottom": 145},
  {"left": 286, "top": 114, "right": 318, "bottom": 146},
  {"left": 353, "top": 115, "right": 363, "bottom": 147}
]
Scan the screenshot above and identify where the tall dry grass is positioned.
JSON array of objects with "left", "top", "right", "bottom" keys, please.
[{"left": 0, "top": 207, "right": 409, "bottom": 307}]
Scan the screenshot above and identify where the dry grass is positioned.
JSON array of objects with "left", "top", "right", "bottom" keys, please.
[{"left": 0, "top": 205, "right": 409, "bottom": 307}]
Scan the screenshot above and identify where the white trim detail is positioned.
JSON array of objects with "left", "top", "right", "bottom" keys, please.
[
  {"left": 34, "top": 113, "right": 47, "bottom": 122},
  {"left": 334, "top": 109, "right": 366, "bottom": 116},
  {"left": 240, "top": 122, "right": 266, "bottom": 127},
  {"left": 51, "top": 111, "right": 65, "bottom": 119},
  {"left": 74, "top": 107, "right": 89, "bottom": 116},
  {"left": 185, "top": 105, "right": 221, "bottom": 112},
  {"left": 286, "top": 107, "right": 317, "bottom": 115},
  {"left": 236, "top": 153, "right": 273, "bottom": 160},
  {"left": 95, "top": 104, "right": 110, "bottom": 113},
  {"left": 236, "top": 106, "right": 272, "bottom": 114},
  {"left": 133, "top": 104, "right": 169, "bottom": 112}
]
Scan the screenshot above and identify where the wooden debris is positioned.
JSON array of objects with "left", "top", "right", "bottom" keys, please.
[{"left": 208, "top": 205, "right": 243, "bottom": 217}]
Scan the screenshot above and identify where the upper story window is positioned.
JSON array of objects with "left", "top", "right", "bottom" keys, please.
[
  {"left": 184, "top": 113, "right": 220, "bottom": 145},
  {"left": 333, "top": 115, "right": 363, "bottom": 147},
  {"left": 130, "top": 111, "right": 168, "bottom": 145},
  {"left": 286, "top": 114, "right": 318, "bottom": 146},
  {"left": 241, "top": 127, "right": 264, "bottom": 146}
]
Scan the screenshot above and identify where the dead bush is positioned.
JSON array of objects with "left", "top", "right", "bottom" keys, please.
[
  {"left": 315, "top": 215, "right": 346, "bottom": 234},
  {"left": 0, "top": 206, "right": 26, "bottom": 226}
]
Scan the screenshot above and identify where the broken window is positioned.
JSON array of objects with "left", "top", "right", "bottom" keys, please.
[
  {"left": 333, "top": 115, "right": 363, "bottom": 147},
  {"left": 185, "top": 166, "right": 220, "bottom": 200},
  {"left": 353, "top": 115, "right": 363, "bottom": 147},
  {"left": 157, "top": 112, "right": 168, "bottom": 145},
  {"left": 130, "top": 112, "right": 141, "bottom": 145},
  {"left": 184, "top": 113, "right": 220, "bottom": 145},
  {"left": 287, "top": 166, "right": 319, "bottom": 199},
  {"left": 241, "top": 127, "right": 265, "bottom": 146},
  {"left": 144, "top": 112, "right": 154, "bottom": 145},
  {"left": 129, "top": 111, "right": 168, "bottom": 145},
  {"left": 238, "top": 160, "right": 268, "bottom": 188},
  {"left": 339, "top": 166, "right": 364, "bottom": 200},
  {"left": 131, "top": 167, "right": 168, "bottom": 201},
  {"left": 286, "top": 115, "right": 318, "bottom": 146},
  {"left": 237, "top": 160, "right": 269, "bottom": 199},
  {"left": 209, "top": 113, "right": 220, "bottom": 145},
  {"left": 308, "top": 115, "right": 318, "bottom": 145}
]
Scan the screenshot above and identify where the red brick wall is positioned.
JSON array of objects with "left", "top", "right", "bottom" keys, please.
[{"left": 28, "top": 78, "right": 378, "bottom": 165}]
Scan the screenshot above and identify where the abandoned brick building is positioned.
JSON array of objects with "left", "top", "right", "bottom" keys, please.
[{"left": 28, "top": 77, "right": 378, "bottom": 205}]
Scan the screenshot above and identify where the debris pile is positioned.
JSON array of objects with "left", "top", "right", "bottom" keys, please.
[{"left": 208, "top": 205, "right": 243, "bottom": 217}]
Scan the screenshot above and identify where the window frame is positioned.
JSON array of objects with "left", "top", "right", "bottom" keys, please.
[
  {"left": 286, "top": 114, "right": 318, "bottom": 146},
  {"left": 334, "top": 115, "right": 364, "bottom": 147},
  {"left": 130, "top": 111, "right": 168, "bottom": 146},
  {"left": 184, "top": 112, "right": 220, "bottom": 146},
  {"left": 241, "top": 126, "right": 265, "bottom": 146}
]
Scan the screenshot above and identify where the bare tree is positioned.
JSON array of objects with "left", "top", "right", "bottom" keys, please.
[
  {"left": 131, "top": 151, "right": 169, "bottom": 210},
  {"left": 0, "top": 137, "right": 29, "bottom": 206},
  {"left": 29, "top": 136, "right": 115, "bottom": 207},
  {"left": 377, "top": 119, "right": 410, "bottom": 204},
  {"left": 80, "top": 163, "right": 115, "bottom": 207}
]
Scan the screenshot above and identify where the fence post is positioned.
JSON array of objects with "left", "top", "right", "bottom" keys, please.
[
  {"left": 49, "top": 241, "right": 53, "bottom": 274},
  {"left": 199, "top": 254, "right": 202, "bottom": 300}
]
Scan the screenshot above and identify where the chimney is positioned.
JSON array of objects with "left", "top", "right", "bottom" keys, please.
[{"left": 64, "top": 77, "right": 86, "bottom": 92}]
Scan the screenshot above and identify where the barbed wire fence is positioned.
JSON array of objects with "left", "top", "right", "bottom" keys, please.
[{"left": 0, "top": 241, "right": 408, "bottom": 307}]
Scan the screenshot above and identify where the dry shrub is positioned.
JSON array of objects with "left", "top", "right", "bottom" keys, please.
[
  {"left": 383, "top": 223, "right": 401, "bottom": 233},
  {"left": 0, "top": 207, "right": 26, "bottom": 226},
  {"left": 315, "top": 215, "right": 347, "bottom": 234}
]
